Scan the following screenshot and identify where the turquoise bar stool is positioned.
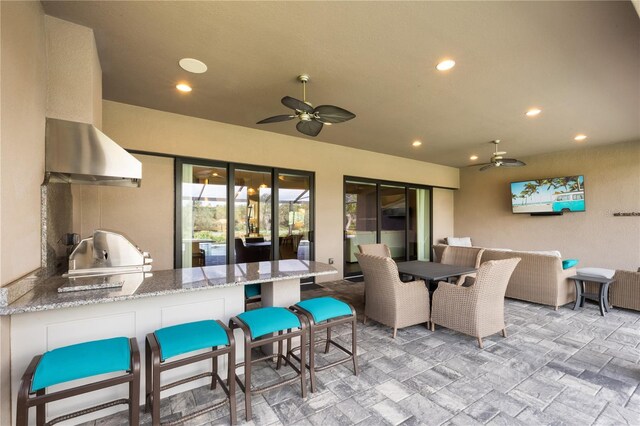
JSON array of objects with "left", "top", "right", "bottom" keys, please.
[
  {"left": 290, "top": 297, "right": 358, "bottom": 392},
  {"left": 245, "top": 283, "right": 261, "bottom": 309},
  {"left": 229, "top": 306, "right": 308, "bottom": 421},
  {"left": 17, "top": 337, "right": 140, "bottom": 426},
  {"left": 146, "top": 319, "right": 236, "bottom": 425}
]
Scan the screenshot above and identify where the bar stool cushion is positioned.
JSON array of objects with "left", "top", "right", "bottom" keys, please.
[
  {"left": 245, "top": 284, "right": 261, "bottom": 298},
  {"left": 296, "top": 297, "right": 353, "bottom": 323},
  {"left": 155, "top": 320, "right": 229, "bottom": 361},
  {"left": 31, "top": 337, "right": 130, "bottom": 392},
  {"left": 238, "top": 307, "right": 300, "bottom": 338}
]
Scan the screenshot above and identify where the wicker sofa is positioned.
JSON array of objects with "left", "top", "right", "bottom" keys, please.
[{"left": 433, "top": 244, "right": 577, "bottom": 309}]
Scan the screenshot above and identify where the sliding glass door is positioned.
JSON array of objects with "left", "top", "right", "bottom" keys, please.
[
  {"left": 179, "top": 163, "right": 228, "bottom": 267},
  {"left": 277, "top": 172, "right": 312, "bottom": 261},
  {"left": 177, "top": 159, "right": 314, "bottom": 268},
  {"left": 408, "top": 188, "right": 431, "bottom": 261},
  {"left": 344, "top": 177, "right": 432, "bottom": 277},
  {"left": 381, "top": 184, "right": 406, "bottom": 262},
  {"left": 344, "top": 181, "right": 378, "bottom": 276},
  {"left": 233, "top": 168, "right": 273, "bottom": 263}
]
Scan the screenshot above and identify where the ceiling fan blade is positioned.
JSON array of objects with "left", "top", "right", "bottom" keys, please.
[
  {"left": 256, "top": 114, "right": 295, "bottom": 124},
  {"left": 466, "top": 162, "right": 492, "bottom": 168},
  {"left": 500, "top": 159, "right": 526, "bottom": 167},
  {"left": 296, "top": 120, "right": 323, "bottom": 137},
  {"left": 281, "top": 96, "right": 314, "bottom": 113},
  {"left": 314, "top": 105, "right": 356, "bottom": 123},
  {"left": 479, "top": 164, "right": 496, "bottom": 171}
]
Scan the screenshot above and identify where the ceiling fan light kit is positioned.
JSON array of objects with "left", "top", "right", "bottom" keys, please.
[
  {"left": 257, "top": 74, "right": 356, "bottom": 137},
  {"left": 472, "top": 140, "right": 526, "bottom": 171}
]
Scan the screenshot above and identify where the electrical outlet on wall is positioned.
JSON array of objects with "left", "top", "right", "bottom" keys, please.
[{"left": 328, "top": 258, "right": 334, "bottom": 264}]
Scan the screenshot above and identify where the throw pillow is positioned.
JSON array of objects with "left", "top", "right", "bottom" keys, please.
[
  {"left": 576, "top": 267, "right": 616, "bottom": 279},
  {"left": 562, "top": 259, "right": 579, "bottom": 269},
  {"left": 446, "top": 237, "right": 472, "bottom": 247}
]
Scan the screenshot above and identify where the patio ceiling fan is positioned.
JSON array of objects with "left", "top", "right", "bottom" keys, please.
[
  {"left": 257, "top": 74, "right": 356, "bottom": 137},
  {"left": 471, "top": 140, "right": 526, "bottom": 171}
]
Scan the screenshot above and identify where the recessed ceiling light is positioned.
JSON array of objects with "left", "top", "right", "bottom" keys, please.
[
  {"left": 526, "top": 108, "right": 542, "bottom": 117},
  {"left": 436, "top": 59, "right": 456, "bottom": 71},
  {"left": 412, "top": 140, "right": 422, "bottom": 147},
  {"left": 179, "top": 58, "right": 208, "bottom": 74},
  {"left": 470, "top": 155, "right": 478, "bottom": 161},
  {"left": 574, "top": 134, "right": 587, "bottom": 141},
  {"left": 176, "top": 83, "right": 192, "bottom": 92}
]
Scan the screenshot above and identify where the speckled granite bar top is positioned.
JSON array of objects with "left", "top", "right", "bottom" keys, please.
[{"left": 0, "top": 260, "right": 337, "bottom": 315}]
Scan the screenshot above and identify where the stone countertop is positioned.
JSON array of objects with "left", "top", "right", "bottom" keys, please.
[{"left": 0, "top": 260, "right": 337, "bottom": 315}]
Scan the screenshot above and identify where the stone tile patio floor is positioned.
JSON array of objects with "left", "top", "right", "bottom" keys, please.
[{"left": 84, "top": 280, "right": 640, "bottom": 425}]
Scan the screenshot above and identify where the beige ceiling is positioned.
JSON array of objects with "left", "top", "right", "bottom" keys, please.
[{"left": 42, "top": 1, "right": 640, "bottom": 167}]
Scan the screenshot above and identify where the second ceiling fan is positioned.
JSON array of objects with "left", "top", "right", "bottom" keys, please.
[
  {"left": 257, "top": 74, "right": 356, "bottom": 137},
  {"left": 472, "top": 140, "right": 526, "bottom": 171}
]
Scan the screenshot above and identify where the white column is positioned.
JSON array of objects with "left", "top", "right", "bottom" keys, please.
[{"left": 260, "top": 278, "right": 301, "bottom": 355}]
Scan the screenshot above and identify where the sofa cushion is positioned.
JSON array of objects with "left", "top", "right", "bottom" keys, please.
[
  {"left": 446, "top": 237, "right": 472, "bottom": 247},
  {"left": 562, "top": 259, "right": 579, "bottom": 269},
  {"left": 577, "top": 267, "right": 616, "bottom": 279}
]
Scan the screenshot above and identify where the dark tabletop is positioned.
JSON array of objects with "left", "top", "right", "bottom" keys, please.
[
  {"left": 245, "top": 242, "right": 272, "bottom": 247},
  {"left": 396, "top": 261, "right": 477, "bottom": 281},
  {"left": 569, "top": 275, "right": 615, "bottom": 284}
]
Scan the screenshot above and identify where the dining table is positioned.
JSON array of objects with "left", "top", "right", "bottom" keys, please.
[{"left": 396, "top": 261, "right": 477, "bottom": 293}]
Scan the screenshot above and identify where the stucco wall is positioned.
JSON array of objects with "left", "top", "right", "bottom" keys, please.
[
  {"left": 454, "top": 140, "right": 640, "bottom": 271},
  {"left": 72, "top": 100, "right": 460, "bottom": 277},
  {"left": 71, "top": 154, "right": 175, "bottom": 270},
  {"left": 433, "top": 188, "right": 455, "bottom": 244},
  {"left": 0, "top": 1, "right": 47, "bottom": 422},
  {"left": 45, "top": 15, "right": 102, "bottom": 128}
]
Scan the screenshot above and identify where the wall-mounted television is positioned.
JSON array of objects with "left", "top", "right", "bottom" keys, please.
[{"left": 511, "top": 176, "right": 585, "bottom": 214}]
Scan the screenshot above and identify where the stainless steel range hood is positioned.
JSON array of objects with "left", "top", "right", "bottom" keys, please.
[{"left": 44, "top": 118, "right": 142, "bottom": 187}]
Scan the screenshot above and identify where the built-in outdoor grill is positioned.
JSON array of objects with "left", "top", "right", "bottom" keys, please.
[{"left": 64, "top": 230, "right": 152, "bottom": 278}]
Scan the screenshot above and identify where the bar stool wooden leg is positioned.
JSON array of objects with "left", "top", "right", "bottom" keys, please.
[
  {"left": 151, "top": 348, "right": 161, "bottom": 425},
  {"left": 244, "top": 332, "right": 253, "bottom": 421},
  {"left": 309, "top": 321, "right": 316, "bottom": 393},
  {"left": 36, "top": 389, "right": 45, "bottom": 426},
  {"left": 228, "top": 338, "right": 237, "bottom": 426},
  {"left": 276, "top": 330, "right": 283, "bottom": 370},
  {"left": 325, "top": 327, "right": 332, "bottom": 354},
  {"left": 145, "top": 337, "right": 153, "bottom": 413},
  {"left": 352, "top": 316, "right": 359, "bottom": 375},
  {"left": 212, "top": 355, "right": 218, "bottom": 390},
  {"left": 129, "top": 340, "right": 141, "bottom": 426},
  {"left": 299, "top": 317, "right": 308, "bottom": 399},
  {"left": 285, "top": 329, "right": 292, "bottom": 366}
]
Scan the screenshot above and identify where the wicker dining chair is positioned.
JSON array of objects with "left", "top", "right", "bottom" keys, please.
[
  {"left": 355, "top": 253, "right": 430, "bottom": 338},
  {"left": 431, "top": 257, "right": 521, "bottom": 348},
  {"left": 358, "top": 243, "right": 391, "bottom": 257},
  {"left": 440, "top": 246, "right": 485, "bottom": 285}
]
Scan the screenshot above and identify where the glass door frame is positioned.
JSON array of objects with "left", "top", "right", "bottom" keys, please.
[
  {"left": 175, "top": 157, "right": 230, "bottom": 269},
  {"left": 175, "top": 156, "right": 315, "bottom": 268},
  {"left": 343, "top": 175, "right": 434, "bottom": 278},
  {"left": 230, "top": 163, "right": 274, "bottom": 263}
]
